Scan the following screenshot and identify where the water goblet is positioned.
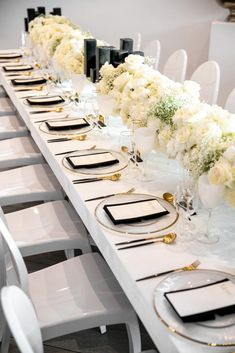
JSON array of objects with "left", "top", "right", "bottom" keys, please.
[{"left": 197, "top": 174, "right": 224, "bottom": 243}]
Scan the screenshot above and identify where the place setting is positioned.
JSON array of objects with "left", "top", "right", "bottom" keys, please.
[
  {"left": 62, "top": 148, "right": 129, "bottom": 182},
  {"left": 153, "top": 268, "right": 235, "bottom": 347},
  {"left": 93, "top": 192, "right": 179, "bottom": 240},
  {"left": 38, "top": 115, "right": 94, "bottom": 143}
]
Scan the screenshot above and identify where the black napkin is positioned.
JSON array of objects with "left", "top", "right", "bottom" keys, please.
[
  {"left": 66, "top": 151, "right": 119, "bottom": 169},
  {"left": 46, "top": 118, "right": 89, "bottom": 131},
  {"left": 11, "top": 77, "right": 47, "bottom": 86},
  {"left": 26, "top": 95, "right": 64, "bottom": 106},
  {"left": 164, "top": 278, "right": 235, "bottom": 323},
  {"left": 3, "top": 65, "right": 33, "bottom": 72},
  {"left": 103, "top": 198, "right": 169, "bottom": 225},
  {"left": 0, "top": 53, "right": 22, "bottom": 60}
]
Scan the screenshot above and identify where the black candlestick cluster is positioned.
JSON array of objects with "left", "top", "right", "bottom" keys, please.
[
  {"left": 84, "top": 37, "right": 144, "bottom": 83},
  {"left": 24, "top": 7, "right": 62, "bottom": 32}
]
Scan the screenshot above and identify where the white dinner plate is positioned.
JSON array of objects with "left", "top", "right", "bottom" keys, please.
[
  {"left": 154, "top": 269, "right": 235, "bottom": 347},
  {"left": 95, "top": 193, "right": 178, "bottom": 236}
]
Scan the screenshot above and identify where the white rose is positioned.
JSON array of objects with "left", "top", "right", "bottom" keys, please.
[
  {"left": 223, "top": 146, "right": 235, "bottom": 162},
  {"left": 175, "top": 126, "right": 192, "bottom": 144},
  {"left": 124, "top": 54, "right": 144, "bottom": 71},
  {"left": 196, "top": 122, "right": 222, "bottom": 142},
  {"left": 208, "top": 160, "right": 233, "bottom": 185}
]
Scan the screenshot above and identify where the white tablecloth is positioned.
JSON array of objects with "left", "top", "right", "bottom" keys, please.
[{"left": 0, "top": 60, "right": 235, "bottom": 353}]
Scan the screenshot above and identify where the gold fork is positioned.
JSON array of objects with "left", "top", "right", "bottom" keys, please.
[{"left": 136, "top": 260, "right": 201, "bottom": 282}]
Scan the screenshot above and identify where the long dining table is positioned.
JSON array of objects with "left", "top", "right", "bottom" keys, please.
[{"left": 0, "top": 54, "right": 235, "bottom": 353}]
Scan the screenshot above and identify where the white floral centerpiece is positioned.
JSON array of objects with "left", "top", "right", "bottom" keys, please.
[
  {"left": 29, "top": 15, "right": 78, "bottom": 59},
  {"left": 97, "top": 54, "right": 173, "bottom": 127},
  {"left": 27, "top": 14, "right": 235, "bottom": 208}
]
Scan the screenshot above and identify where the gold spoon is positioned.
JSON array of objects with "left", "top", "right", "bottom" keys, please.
[
  {"left": 73, "top": 173, "right": 121, "bottom": 184},
  {"left": 121, "top": 145, "right": 129, "bottom": 153},
  {"left": 118, "top": 233, "right": 176, "bottom": 250},
  {"left": 161, "top": 232, "right": 176, "bottom": 244},
  {"left": 102, "top": 173, "right": 121, "bottom": 181},
  {"left": 70, "top": 134, "right": 87, "bottom": 141},
  {"left": 30, "top": 107, "right": 63, "bottom": 114},
  {"left": 163, "top": 192, "right": 174, "bottom": 203}
]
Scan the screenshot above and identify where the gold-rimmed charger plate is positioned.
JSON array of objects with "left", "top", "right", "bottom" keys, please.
[
  {"left": 94, "top": 193, "right": 178, "bottom": 236},
  {"left": 154, "top": 269, "right": 235, "bottom": 347},
  {"left": 39, "top": 117, "right": 93, "bottom": 136},
  {"left": 62, "top": 148, "right": 128, "bottom": 176}
]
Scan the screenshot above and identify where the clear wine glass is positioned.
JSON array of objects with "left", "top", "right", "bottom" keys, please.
[
  {"left": 197, "top": 174, "right": 224, "bottom": 243},
  {"left": 96, "top": 94, "right": 115, "bottom": 135},
  {"left": 174, "top": 175, "right": 198, "bottom": 241},
  {"left": 133, "top": 127, "right": 155, "bottom": 181}
]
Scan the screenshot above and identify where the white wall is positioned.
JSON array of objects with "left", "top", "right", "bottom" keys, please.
[{"left": 0, "top": 0, "right": 227, "bottom": 79}]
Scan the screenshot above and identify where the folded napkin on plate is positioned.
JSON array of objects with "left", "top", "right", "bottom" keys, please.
[
  {"left": 11, "top": 77, "right": 47, "bottom": 86},
  {"left": 27, "top": 95, "right": 64, "bottom": 105},
  {"left": 0, "top": 53, "right": 22, "bottom": 59},
  {"left": 66, "top": 151, "right": 119, "bottom": 169},
  {"left": 103, "top": 198, "right": 169, "bottom": 225},
  {"left": 3, "top": 64, "right": 33, "bottom": 72},
  {"left": 46, "top": 118, "right": 89, "bottom": 131},
  {"left": 164, "top": 278, "right": 235, "bottom": 323}
]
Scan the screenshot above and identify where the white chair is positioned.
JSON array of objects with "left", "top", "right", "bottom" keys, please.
[
  {"left": 1, "top": 286, "right": 43, "bottom": 353},
  {"left": 0, "top": 86, "right": 6, "bottom": 97},
  {"left": 1, "top": 200, "right": 91, "bottom": 257},
  {"left": 0, "top": 218, "right": 141, "bottom": 353},
  {"left": 0, "top": 136, "right": 43, "bottom": 170},
  {"left": 190, "top": 60, "right": 220, "bottom": 105},
  {"left": 163, "top": 49, "right": 188, "bottom": 83},
  {"left": 0, "top": 96, "right": 15, "bottom": 116},
  {"left": 144, "top": 40, "right": 161, "bottom": 70},
  {"left": 225, "top": 88, "right": 235, "bottom": 113},
  {"left": 0, "top": 113, "right": 28, "bottom": 140},
  {"left": 0, "top": 163, "right": 64, "bottom": 206}
]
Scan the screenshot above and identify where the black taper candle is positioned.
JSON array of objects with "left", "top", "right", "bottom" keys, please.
[
  {"left": 37, "top": 7, "right": 46, "bottom": 15},
  {"left": 53, "top": 8, "right": 62, "bottom": 16},
  {"left": 96, "top": 46, "right": 111, "bottom": 81},
  {"left": 110, "top": 48, "right": 119, "bottom": 65},
  {"left": 84, "top": 39, "right": 97, "bottom": 77},
  {"left": 27, "top": 8, "right": 36, "bottom": 22},
  {"left": 24, "top": 18, "right": 29, "bottom": 32},
  {"left": 90, "top": 68, "right": 97, "bottom": 83},
  {"left": 120, "top": 38, "right": 133, "bottom": 53},
  {"left": 117, "top": 50, "right": 129, "bottom": 62},
  {"left": 132, "top": 51, "right": 145, "bottom": 56}
]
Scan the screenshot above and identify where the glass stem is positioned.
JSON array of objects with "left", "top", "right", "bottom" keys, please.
[
  {"left": 142, "top": 158, "right": 147, "bottom": 176},
  {"left": 206, "top": 208, "right": 212, "bottom": 239}
]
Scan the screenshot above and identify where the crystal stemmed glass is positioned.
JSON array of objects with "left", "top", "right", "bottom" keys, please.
[
  {"left": 133, "top": 127, "right": 155, "bottom": 181},
  {"left": 174, "top": 175, "right": 198, "bottom": 241},
  {"left": 197, "top": 174, "right": 224, "bottom": 243},
  {"left": 96, "top": 94, "right": 115, "bottom": 135}
]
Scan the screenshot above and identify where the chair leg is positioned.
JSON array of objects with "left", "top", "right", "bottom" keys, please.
[
  {"left": 64, "top": 249, "right": 75, "bottom": 259},
  {"left": 99, "top": 325, "right": 107, "bottom": 334},
  {"left": 125, "top": 316, "right": 141, "bottom": 353},
  {"left": 0, "top": 323, "right": 10, "bottom": 353}
]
